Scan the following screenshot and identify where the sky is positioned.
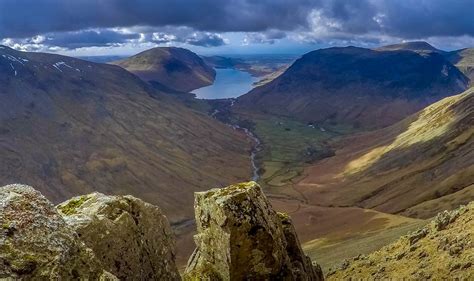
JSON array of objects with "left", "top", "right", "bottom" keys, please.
[{"left": 1, "top": 0, "right": 474, "bottom": 56}]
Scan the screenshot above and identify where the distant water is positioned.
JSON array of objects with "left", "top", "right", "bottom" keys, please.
[{"left": 193, "top": 68, "right": 258, "bottom": 99}]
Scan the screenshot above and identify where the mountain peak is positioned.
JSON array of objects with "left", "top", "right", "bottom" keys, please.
[
  {"left": 112, "top": 46, "right": 215, "bottom": 92},
  {"left": 376, "top": 41, "right": 442, "bottom": 53}
]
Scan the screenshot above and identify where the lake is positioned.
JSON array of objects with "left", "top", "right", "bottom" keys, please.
[{"left": 192, "top": 68, "right": 258, "bottom": 99}]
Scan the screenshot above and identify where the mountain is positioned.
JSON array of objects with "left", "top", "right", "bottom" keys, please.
[
  {"left": 329, "top": 202, "right": 473, "bottom": 279},
  {"left": 376, "top": 41, "right": 443, "bottom": 53},
  {"left": 0, "top": 45, "right": 251, "bottom": 222},
  {"left": 445, "top": 48, "right": 474, "bottom": 84},
  {"left": 295, "top": 88, "right": 473, "bottom": 219},
  {"left": 235, "top": 46, "right": 468, "bottom": 129},
  {"left": 377, "top": 42, "right": 474, "bottom": 85},
  {"left": 112, "top": 47, "right": 216, "bottom": 92}
]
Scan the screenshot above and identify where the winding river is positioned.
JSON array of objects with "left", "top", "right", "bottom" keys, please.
[{"left": 193, "top": 68, "right": 262, "bottom": 181}]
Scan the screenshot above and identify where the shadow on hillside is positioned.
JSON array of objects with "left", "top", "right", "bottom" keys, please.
[{"left": 337, "top": 91, "right": 473, "bottom": 212}]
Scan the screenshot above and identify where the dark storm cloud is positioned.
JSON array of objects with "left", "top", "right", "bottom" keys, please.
[
  {"left": 0, "top": 0, "right": 315, "bottom": 38},
  {"left": 306, "top": 0, "right": 474, "bottom": 38},
  {"left": 376, "top": 0, "right": 474, "bottom": 38},
  {"left": 0, "top": 0, "right": 473, "bottom": 48}
]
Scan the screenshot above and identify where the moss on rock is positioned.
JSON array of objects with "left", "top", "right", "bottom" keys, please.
[
  {"left": 0, "top": 184, "right": 116, "bottom": 280},
  {"left": 57, "top": 194, "right": 90, "bottom": 215}
]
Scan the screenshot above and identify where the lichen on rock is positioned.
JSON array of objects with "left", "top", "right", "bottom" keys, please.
[
  {"left": 57, "top": 192, "right": 180, "bottom": 280},
  {"left": 183, "top": 181, "right": 323, "bottom": 280},
  {"left": 0, "top": 184, "right": 116, "bottom": 280}
]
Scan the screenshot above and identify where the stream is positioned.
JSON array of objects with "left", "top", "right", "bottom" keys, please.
[
  {"left": 237, "top": 126, "right": 262, "bottom": 181},
  {"left": 211, "top": 98, "right": 262, "bottom": 181}
]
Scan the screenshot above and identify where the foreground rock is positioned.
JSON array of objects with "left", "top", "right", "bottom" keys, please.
[
  {"left": 57, "top": 193, "right": 180, "bottom": 280},
  {"left": 0, "top": 184, "right": 116, "bottom": 280},
  {"left": 328, "top": 202, "right": 474, "bottom": 280},
  {"left": 184, "top": 182, "right": 323, "bottom": 280}
]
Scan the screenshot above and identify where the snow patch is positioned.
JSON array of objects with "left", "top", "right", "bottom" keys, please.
[
  {"left": 10, "top": 63, "right": 17, "bottom": 76},
  {"left": 2, "top": 54, "right": 25, "bottom": 65},
  {"left": 441, "top": 65, "right": 449, "bottom": 76},
  {"left": 52, "top": 61, "right": 76, "bottom": 72}
]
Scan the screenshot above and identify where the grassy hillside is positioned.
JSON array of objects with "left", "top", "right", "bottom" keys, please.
[
  {"left": 0, "top": 46, "right": 251, "bottom": 222},
  {"left": 446, "top": 48, "right": 474, "bottom": 85},
  {"left": 113, "top": 47, "right": 216, "bottom": 92},
  {"left": 293, "top": 88, "right": 473, "bottom": 218},
  {"left": 328, "top": 202, "right": 474, "bottom": 279}
]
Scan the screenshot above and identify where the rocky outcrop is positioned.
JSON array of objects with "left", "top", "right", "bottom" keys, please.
[
  {"left": 183, "top": 181, "right": 323, "bottom": 280},
  {"left": 57, "top": 192, "right": 180, "bottom": 280},
  {"left": 328, "top": 202, "right": 474, "bottom": 280},
  {"left": 0, "top": 184, "right": 116, "bottom": 280}
]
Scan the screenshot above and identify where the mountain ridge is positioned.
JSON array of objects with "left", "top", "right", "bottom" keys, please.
[{"left": 235, "top": 46, "right": 468, "bottom": 129}]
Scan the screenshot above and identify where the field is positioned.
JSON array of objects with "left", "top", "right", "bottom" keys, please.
[{"left": 237, "top": 112, "right": 354, "bottom": 188}]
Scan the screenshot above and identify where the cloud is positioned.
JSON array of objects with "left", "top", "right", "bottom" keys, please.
[
  {"left": 243, "top": 30, "right": 287, "bottom": 45},
  {"left": 46, "top": 30, "right": 140, "bottom": 49},
  {"left": 1, "top": 26, "right": 230, "bottom": 51},
  {"left": 0, "top": 0, "right": 473, "bottom": 51},
  {"left": 0, "top": 0, "right": 315, "bottom": 39},
  {"left": 185, "top": 33, "right": 227, "bottom": 47}
]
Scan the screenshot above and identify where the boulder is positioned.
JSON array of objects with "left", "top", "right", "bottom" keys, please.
[
  {"left": 57, "top": 192, "right": 180, "bottom": 280},
  {"left": 0, "top": 184, "right": 115, "bottom": 280},
  {"left": 183, "top": 181, "right": 323, "bottom": 280}
]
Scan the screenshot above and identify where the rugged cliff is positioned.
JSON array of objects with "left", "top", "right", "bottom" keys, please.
[
  {"left": 1, "top": 183, "right": 319, "bottom": 280},
  {"left": 184, "top": 182, "right": 323, "bottom": 280}
]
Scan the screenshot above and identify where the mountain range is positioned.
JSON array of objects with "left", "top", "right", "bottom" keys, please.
[{"left": 0, "top": 41, "right": 473, "bottom": 278}]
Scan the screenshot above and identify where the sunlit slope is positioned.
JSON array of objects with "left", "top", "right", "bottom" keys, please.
[
  {"left": 0, "top": 46, "right": 251, "bottom": 222},
  {"left": 297, "top": 88, "right": 473, "bottom": 218},
  {"left": 113, "top": 47, "right": 215, "bottom": 92},
  {"left": 328, "top": 202, "right": 474, "bottom": 279},
  {"left": 376, "top": 41, "right": 443, "bottom": 53},
  {"left": 268, "top": 198, "right": 426, "bottom": 271},
  {"left": 446, "top": 48, "right": 474, "bottom": 85}
]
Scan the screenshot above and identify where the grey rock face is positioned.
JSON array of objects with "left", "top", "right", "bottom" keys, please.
[
  {"left": 184, "top": 181, "right": 323, "bottom": 280},
  {"left": 0, "top": 184, "right": 116, "bottom": 280},
  {"left": 57, "top": 192, "right": 180, "bottom": 280}
]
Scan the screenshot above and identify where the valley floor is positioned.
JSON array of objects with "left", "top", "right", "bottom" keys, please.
[{"left": 174, "top": 89, "right": 473, "bottom": 274}]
